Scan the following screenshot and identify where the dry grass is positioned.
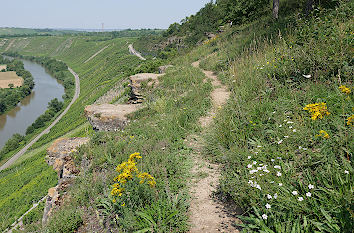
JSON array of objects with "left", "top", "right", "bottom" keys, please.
[
  {"left": 0, "top": 71, "right": 23, "bottom": 88},
  {"left": 0, "top": 65, "right": 7, "bottom": 70}
]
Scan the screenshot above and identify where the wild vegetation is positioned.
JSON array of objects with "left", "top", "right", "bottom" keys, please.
[{"left": 0, "top": 0, "right": 353, "bottom": 232}]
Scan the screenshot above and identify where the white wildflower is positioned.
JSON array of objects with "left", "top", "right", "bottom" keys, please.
[
  {"left": 257, "top": 145, "right": 262, "bottom": 148},
  {"left": 299, "top": 146, "right": 302, "bottom": 149},
  {"left": 277, "top": 157, "right": 282, "bottom": 159},
  {"left": 277, "top": 172, "right": 282, "bottom": 177},
  {"left": 303, "top": 74, "right": 311, "bottom": 78},
  {"left": 264, "top": 169, "right": 270, "bottom": 173},
  {"left": 277, "top": 140, "right": 283, "bottom": 144},
  {"left": 274, "top": 193, "right": 278, "bottom": 199},
  {"left": 262, "top": 214, "right": 268, "bottom": 220},
  {"left": 292, "top": 191, "right": 298, "bottom": 195},
  {"left": 293, "top": 129, "right": 297, "bottom": 132},
  {"left": 248, "top": 156, "right": 252, "bottom": 159},
  {"left": 298, "top": 197, "right": 304, "bottom": 201},
  {"left": 289, "top": 126, "right": 293, "bottom": 129},
  {"left": 287, "top": 121, "right": 294, "bottom": 124},
  {"left": 274, "top": 165, "right": 281, "bottom": 169},
  {"left": 249, "top": 170, "right": 258, "bottom": 174},
  {"left": 284, "top": 136, "right": 289, "bottom": 138},
  {"left": 259, "top": 173, "right": 264, "bottom": 176},
  {"left": 247, "top": 164, "right": 252, "bottom": 168},
  {"left": 279, "top": 124, "right": 282, "bottom": 127},
  {"left": 344, "top": 170, "right": 349, "bottom": 174},
  {"left": 265, "top": 203, "right": 271, "bottom": 209},
  {"left": 253, "top": 161, "right": 257, "bottom": 165},
  {"left": 279, "top": 183, "right": 283, "bottom": 186},
  {"left": 271, "top": 159, "right": 275, "bottom": 162},
  {"left": 308, "top": 184, "right": 314, "bottom": 189},
  {"left": 267, "top": 194, "right": 272, "bottom": 199},
  {"left": 270, "top": 181, "right": 275, "bottom": 184},
  {"left": 256, "top": 185, "right": 262, "bottom": 190},
  {"left": 306, "top": 192, "right": 312, "bottom": 197}
]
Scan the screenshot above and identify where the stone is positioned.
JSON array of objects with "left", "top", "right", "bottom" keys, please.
[
  {"left": 128, "top": 73, "right": 164, "bottom": 104},
  {"left": 85, "top": 104, "right": 140, "bottom": 131},
  {"left": 158, "top": 65, "right": 173, "bottom": 74},
  {"left": 42, "top": 137, "right": 89, "bottom": 225}
]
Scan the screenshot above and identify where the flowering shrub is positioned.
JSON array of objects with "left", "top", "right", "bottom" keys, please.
[
  {"left": 347, "top": 115, "right": 354, "bottom": 126},
  {"left": 316, "top": 130, "right": 330, "bottom": 139},
  {"left": 303, "top": 103, "right": 330, "bottom": 120},
  {"left": 339, "top": 85, "right": 351, "bottom": 95},
  {"left": 111, "top": 152, "right": 156, "bottom": 205}
]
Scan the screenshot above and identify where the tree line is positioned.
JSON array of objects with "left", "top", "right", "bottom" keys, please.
[{"left": 0, "top": 56, "right": 34, "bottom": 114}]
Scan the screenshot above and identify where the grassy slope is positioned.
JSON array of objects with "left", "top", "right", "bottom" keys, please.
[
  {"left": 1, "top": 3, "right": 353, "bottom": 232},
  {"left": 0, "top": 36, "right": 141, "bottom": 231},
  {"left": 200, "top": 3, "right": 353, "bottom": 232}
]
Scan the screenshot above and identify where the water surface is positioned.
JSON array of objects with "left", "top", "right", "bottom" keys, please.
[{"left": 0, "top": 58, "right": 65, "bottom": 149}]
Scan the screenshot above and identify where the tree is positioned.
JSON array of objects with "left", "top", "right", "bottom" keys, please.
[{"left": 273, "top": 0, "right": 280, "bottom": 19}]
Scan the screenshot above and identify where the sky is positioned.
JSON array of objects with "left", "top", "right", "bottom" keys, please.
[{"left": 0, "top": 0, "right": 211, "bottom": 29}]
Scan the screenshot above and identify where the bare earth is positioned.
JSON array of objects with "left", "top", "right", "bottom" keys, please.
[
  {"left": 0, "top": 71, "right": 23, "bottom": 88},
  {"left": 188, "top": 60, "right": 240, "bottom": 232}
]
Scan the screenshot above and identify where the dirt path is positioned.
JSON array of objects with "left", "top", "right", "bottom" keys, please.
[
  {"left": 188, "top": 61, "right": 239, "bottom": 233},
  {"left": 5, "top": 196, "right": 47, "bottom": 233},
  {"left": 128, "top": 44, "right": 146, "bottom": 60},
  {"left": 0, "top": 67, "right": 80, "bottom": 171},
  {"left": 84, "top": 45, "right": 109, "bottom": 63}
]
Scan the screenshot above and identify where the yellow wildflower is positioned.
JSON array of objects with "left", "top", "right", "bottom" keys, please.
[
  {"left": 111, "top": 153, "right": 156, "bottom": 202},
  {"left": 339, "top": 85, "right": 351, "bottom": 94},
  {"left": 303, "top": 103, "right": 330, "bottom": 120},
  {"left": 316, "top": 130, "right": 330, "bottom": 139},
  {"left": 347, "top": 115, "right": 354, "bottom": 126}
]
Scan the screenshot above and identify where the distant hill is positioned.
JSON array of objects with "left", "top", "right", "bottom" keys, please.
[{"left": 0, "top": 27, "right": 80, "bottom": 37}]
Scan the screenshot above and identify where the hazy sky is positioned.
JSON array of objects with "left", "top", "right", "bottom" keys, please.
[{"left": 0, "top": 0, "right": 211, "bottom": 29}]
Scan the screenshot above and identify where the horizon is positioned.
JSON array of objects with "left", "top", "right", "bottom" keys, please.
[{"left": 0, "top": 0, "right": 211, "bottom": 30}]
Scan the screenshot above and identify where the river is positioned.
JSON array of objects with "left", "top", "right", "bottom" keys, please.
[{"left": 0, "top": 58, "right": 65, "bottom": 149}]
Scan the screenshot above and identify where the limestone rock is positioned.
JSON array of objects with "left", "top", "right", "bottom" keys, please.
[
  {"left": 85, "top": 104, "right": 140, "bottom": 131},
  {"left": 129, "top": 73, "right": 164, "bottom": 104},
  {"left": 43, "top": 137, "right": 89, "bottom": 225},
  {"left": 158, "top": 65, "right": 173, "bottom": 74}
]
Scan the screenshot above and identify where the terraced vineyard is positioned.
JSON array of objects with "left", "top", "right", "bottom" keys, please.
[{"left": 0, "top": 36, "right": 142, "bottom": 231}]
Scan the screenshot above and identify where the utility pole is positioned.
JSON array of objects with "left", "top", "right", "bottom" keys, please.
[{"left": 102, "top": 23, "right": 104, "bottom": 32}]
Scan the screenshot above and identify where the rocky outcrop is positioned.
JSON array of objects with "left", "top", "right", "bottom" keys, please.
[
  {"left": 158, "top": 65, "right": 173, "bottom": 74},
  {"left": 84, "top": 104, "right": 140, "bottom": 131},
  {"left": 129, "top": 73, "right": 164, "bottom": 104},
  {"left": 42, "top": 137, "right": 89, "bottom": 225}
]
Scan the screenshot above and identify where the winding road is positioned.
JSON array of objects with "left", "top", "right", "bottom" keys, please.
[
  {"left": 0, "top": 67, "right": 80, "bottom": 171},
  {"left": 128, "top": 44, "right": 146, "bottom": 60}
]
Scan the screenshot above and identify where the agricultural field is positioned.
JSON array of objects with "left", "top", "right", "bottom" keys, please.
[{"left": 0, "top": 71, "right": 23, "bottom": 88}]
